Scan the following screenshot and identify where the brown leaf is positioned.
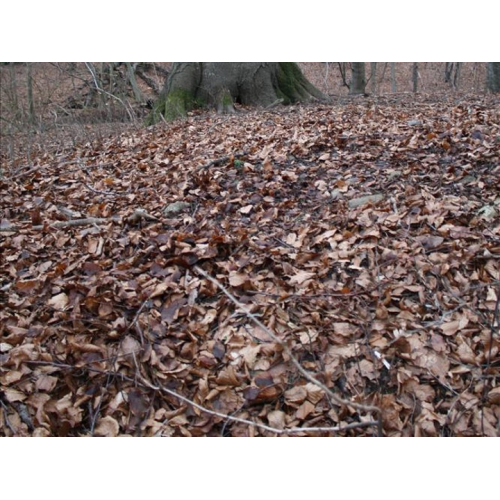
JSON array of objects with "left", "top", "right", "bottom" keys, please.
[
  {"left": 289, "top": 270, "right": 315, "bottom": 285},
  {"left": 284, "top": 386, "right": 308, "bottom": 406},
  {"left": 487, "top": 387, "right": 500, "bottom": 404},
  {"left": 295, "top": 401, "right": 315, "bottom": 420},
  {"left": 267, "top": 410, "right": 286, "bottom": 430},
  {"left": 229, "top": 272, "right": 249, "bottom": 287},
  {"left": 439, "top": 317, "right": 469, "bottom": 336},
  {"left": 216, "top": 366, "right": 241, "bottom": 386},
  {"left": 47, "top": 292, "right": 69, "bottom": 311},
  {"left": 14, "top": 280, "right": 40, "bottom": 294},
  {"left": 332, "top": 322, "right": 357, "bottom": 336},
  {"left": 94, "top": 416, "right": 120, "bottom": 437}
]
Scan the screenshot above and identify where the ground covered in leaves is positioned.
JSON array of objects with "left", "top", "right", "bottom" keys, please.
[{"left": 1, "top": 94, "right": 499, "bottom": 436}]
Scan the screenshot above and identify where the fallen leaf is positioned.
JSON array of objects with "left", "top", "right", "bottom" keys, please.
[
  {"left": 289, "top": 270, "right": 315, "bottom": 285},
  {"left": 48, "top": 292, "right": 69, "bottom": 310},
  {"left": 94, "top": 416, "right": 120, "bottom": 437}
]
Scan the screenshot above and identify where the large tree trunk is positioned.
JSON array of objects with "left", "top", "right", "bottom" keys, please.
[
  {"left": 349, "top": 62, "right": 366, "bottom": 95},
  {"left": 146, "top": 62, "right": 327, "bottom": 123},
  {"left": 486, "top": 62, "right": 500, "bottom": 93}
]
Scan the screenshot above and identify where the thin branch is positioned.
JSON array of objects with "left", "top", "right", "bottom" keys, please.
[
  {"left": 84, "top": 183, "right": 125, "bottom": 197},
  {"left": 1, "top": 217, "right": 117, "bottom": 232},
  {"left": 84, "top": 62, "right": 135, "bottom": 122},
  {"left": 26, "top": 360, "right": 378, "bottom": 435}
]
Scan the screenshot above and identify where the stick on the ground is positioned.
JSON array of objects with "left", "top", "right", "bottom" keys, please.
[{"left": 27, "top": 360, "right": 379, "bottom": 436}]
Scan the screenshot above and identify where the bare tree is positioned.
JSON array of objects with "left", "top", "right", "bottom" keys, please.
[
  {"left": 338, "top": 62, "right": 349, "bottom": 88},
  {"left": 445, "top": 62, "right": 462, "bottom": 89},
  {"left": 26, "top": 63, "right": 35, "bottom": 126},
  {"left": 350, "top": 62, "right": 366, "bottom": 95},
  {"left": 370, "top": 62, "right": 377, "bottom": 94},
  {"left": 412, "top": 63, "right": 419, "bottom": 93},
  {"left": 390, "top": 62, "right": 397, "bottom": 92}
]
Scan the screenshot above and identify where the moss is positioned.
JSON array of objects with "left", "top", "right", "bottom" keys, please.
[
  {"left": 164, "top": 88, "right": 197, "bottom": 121},
  {"left": 221, "top": 91, "right": 233, "bottom": 106},
  {"left": 276, "top": 63, "right": 326, "bottom": 104},
  {"left": 277, "top": 62, "right": 308, "bottom": 104},
  {"left": 145, "top": 88, "right": 198, "bottom": 125},
  {"left": 215, "top": 88, "right": 235, "bottom": 114}
]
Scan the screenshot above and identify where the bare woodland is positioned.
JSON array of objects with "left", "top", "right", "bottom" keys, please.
[{"left": 0, "top": 63, "right": 499, "bottom": 437}]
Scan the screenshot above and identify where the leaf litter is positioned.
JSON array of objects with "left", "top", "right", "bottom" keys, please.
[{"left": 1, "top": 94, "right": 499, "bottom": 436}]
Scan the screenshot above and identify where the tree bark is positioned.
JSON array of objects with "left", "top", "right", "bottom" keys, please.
[
  {"left": 445, "top": 62, "right": 462, "bottom": 89},
  {"left": 349, "top": 62, "right": 366, "bottom": 95},
  {"left": 486, "top": 62, "right": 500, "bottom": 93},
  {"left": 412, "top": 62, "right": 419, "bottom": 93},
  {"left": 125, "top": 63, "right": 143, "bottom": 103},
  {"left": 390, "top": 62, "right": 397, "bottom": 93},
  {"left": 370, "top": 62, "right": 377, "bottom": 95},
  {"left": 146, "top": 63, "right": 327, "bottom": 123},
  {"left": 26, "top": 63, "right": 35, "bottom": 126}
]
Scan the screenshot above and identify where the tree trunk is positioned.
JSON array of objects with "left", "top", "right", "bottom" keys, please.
[
  {"left": 350, "top": 62, "right": 366, "bottom": 95},
  {"left": 445, "top": 62, "right": 462, "bottom": 89},
  {"left": 26, "top": 63, "right": 35, "bottom": 126},
  {"left": 412, "top": 62, "right": 419, "bottom": 93},
  {"left": 338, "top": 63, "right": 349, "bottom": 88},
  {"left": 125, "top": 62, "right": 143, "bottom": 103},
  {"left": 486, "top": 62, "right": 500, "bottom": 93},
  {"left": 147, "top": 63, "right": 327, "bottom": 123},
  {"left": 390, "top": 62, "right": 397, "bottom": 92},
  {"left": 370, "top": 62, "right": 377, "bottom": 95},
  {"left": 453, "top": 62, "right": 462, "bottom": 89},
  {"left": 444, "top": 62, "right": 453, "bottom": 84}
]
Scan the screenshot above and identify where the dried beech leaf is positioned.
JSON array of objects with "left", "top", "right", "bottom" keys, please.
[
  {"left": 304, "top": 383, "right": 325, "bottom": 405},
  {"left": 229, "top": 272, "right": 249, "bottom": 287},
  {"left": 267, "top": 410, "right": 286, "bottom": 430},
  {"left": 94, "top": 416, "right": 120, "bottom": 437},
  {"left": 47, "top": 292, "right": 69, "bottom": 310},
  {"left": 289, "top": 270, "right": 315, "bottom": 285},
  {"left": 284, "top": 386, "right": 308, "bottom": 405},
  {"left": 216, "top": 366, "right": 241, "bottom": 386},
  {"left": 295, "top": 400, "right": 315, "bottom": 420}
]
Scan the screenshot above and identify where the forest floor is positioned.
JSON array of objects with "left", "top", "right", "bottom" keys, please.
[{"left": 1, "top": 64, "right": 500, "bottom": 436}]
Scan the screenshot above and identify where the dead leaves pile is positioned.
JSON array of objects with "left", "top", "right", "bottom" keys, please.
[{"left": 1, "top": 94, "right": 499, "bottom": 436}]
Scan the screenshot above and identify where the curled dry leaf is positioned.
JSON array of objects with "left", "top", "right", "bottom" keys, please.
[
  {"left": 295, "top": 400, "right": 315, "bottom": 420},
  {"left": 487, "top": 387, "right": 500, "bottom": 405},
  {"left": 94, "top": 416, "right": 120, "bottom": 437},
  {"left": 284, "top": 386, "right": 308, "bottom": 406},
  {"left": 215, "top": 366, "right": 241, "bottom": 386},
  {"left": 304, "top": 383, "right": 325, "bottom": 405},
  {"left": 47, "top": 292, "right": 69, "bottom": 311},
  {"left": 289, "top": 270, "right": 315, "bottom": 285},
  {"left": 267, "top": 410, "right": 286, "bottom": 430}
]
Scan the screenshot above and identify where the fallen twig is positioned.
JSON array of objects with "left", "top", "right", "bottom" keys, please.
[
  {"left": 27, "top": 360, "right": 378, "bottom": 436},
  {"left": 197, "top": 151, "right": 249, "bottom": 171},
  {"left": 0, "top": 217, "right": 112, "bottom": 232},
  {"left": 49, "top": 217, "right": 110, "bottom": 228},
  {"left": 84, "top": 183, "right": 126, "bottom": 197}
]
